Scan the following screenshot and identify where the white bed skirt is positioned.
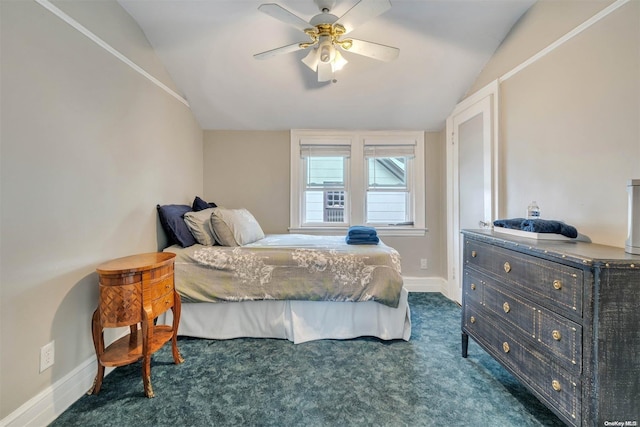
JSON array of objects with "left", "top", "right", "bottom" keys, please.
[{"left": 158, "top": 288, "right": 411, "bottom": 344}]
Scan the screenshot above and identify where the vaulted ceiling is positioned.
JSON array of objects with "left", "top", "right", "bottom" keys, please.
[{"left": 118, "top": 0, "right": 535, "bottom": 131}]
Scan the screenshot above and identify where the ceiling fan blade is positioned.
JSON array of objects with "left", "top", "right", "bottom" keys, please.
[
  {"left": 335, "top": 0, "right": 391, "bottom": 34},
  {"left": 317, "top": 62, "right": 334, "bottom": 82},
  {"left": 343, "top": 38, "right": 399, "bottom": 62},
  {"left": 258, "top": 3, "right": 311, "bottom": 32},
  {"left": 254, "top": 42, "right": 305, "bottom": 60}
]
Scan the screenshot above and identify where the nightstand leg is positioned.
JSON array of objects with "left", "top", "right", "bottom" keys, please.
[
  {"left": 462, "top": 332, "right": 469, "bottom": 358},
  {"left": 142, "top": 362, "right": 153, "bottom": 398},
  {"left": 171, "top": 291, "right": 184, "bottom": 364},
  {"left": 141, "top": 311, "right": 154, "bottom": 398},
  {"left": 89, "top": 309, "right": 105, "bottom": 395}
]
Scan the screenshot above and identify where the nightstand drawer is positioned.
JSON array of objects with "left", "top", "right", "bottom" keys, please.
[
  {"left": 463, "top": 305, "right": 581, "bottom": 425},
  {"left": 151, "top": 291, "right": 174, "bottom": 316},
  {"left": 465, "top": 239, "right": 583, "bottom": 315},
  {"left": 144, "top": 275, "right": 174, "bottom": 300}
]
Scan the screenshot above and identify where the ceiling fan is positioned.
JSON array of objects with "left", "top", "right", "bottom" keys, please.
[{"left": 254, "top": 0, "right": 399, "bottom": 82}]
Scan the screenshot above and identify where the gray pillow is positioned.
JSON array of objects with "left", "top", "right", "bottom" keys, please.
[
  {"left": 183, "top": 208, "right": 217, "bottom": 246},
  {"left": 210, "top": 208, "right": 265, "bottom": 246}
]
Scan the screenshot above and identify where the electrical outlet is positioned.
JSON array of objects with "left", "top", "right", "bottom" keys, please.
[
  {"left": 420, "top": 258, "right": 428, "bottom": 269},
  {"left": 40, "top": 340, "right": 55, "bottom": 372}
]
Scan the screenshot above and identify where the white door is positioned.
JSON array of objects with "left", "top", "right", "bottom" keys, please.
[{"left": 446, "top": 82, "right": 499, "bottom": 303}]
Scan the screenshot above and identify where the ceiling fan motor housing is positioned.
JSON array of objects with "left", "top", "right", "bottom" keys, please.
[
  {"left": 310, "top": 12, "right": 338, "bottom": 26},
  {"left": 313, "top": 0, "right": 336, "bottom": 13}
]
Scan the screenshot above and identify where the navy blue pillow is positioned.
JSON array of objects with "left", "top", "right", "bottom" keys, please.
[
  {"left": 157, "top": 204, "right": 197, "bottom": 247},
  {"left": 192, "top": 196, "right": 217, "bottom": 211}
]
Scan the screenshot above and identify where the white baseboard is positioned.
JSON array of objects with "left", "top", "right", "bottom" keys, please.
[
  {"left": 0, "top": 357, "right": 112, "bottom": 427},
  {"left": 1, "top": 278, "right": 448, "bottom": 426},
  {"left": 403, "top": 276, "right": 448, "bottom": 293}
]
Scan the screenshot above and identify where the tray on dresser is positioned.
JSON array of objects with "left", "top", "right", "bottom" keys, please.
[{"left": 493, "top": 226, "right": 577, "bottom": 241}]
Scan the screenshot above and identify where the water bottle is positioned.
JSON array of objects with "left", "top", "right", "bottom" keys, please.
[{"left": 527, "top": 201, "right": 540, "bottom": 219}]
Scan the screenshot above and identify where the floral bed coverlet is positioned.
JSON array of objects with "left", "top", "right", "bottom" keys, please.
[{"left": 166, "top": 234, "right": 404, "bottom": 308}]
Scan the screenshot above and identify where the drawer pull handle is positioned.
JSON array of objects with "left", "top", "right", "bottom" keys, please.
[
  {"left": 503, "top": 262, "right": 511, "bottom": 273},
  {"left": 502, "top": 302, "right": 510, "bottom": 313},
  {"left": 553, "top": 280, "right": 562, "bottom": 290},
  {"left": 552, "top": 380, "right": 562, "bottom": 392},
  {"left": 502, "top": 342, "right": 510, "bottom": 353},
  {"left": 470, "top": 316, "right": 476, "bottom": 324},
  {"left": 552, "top": 330, "right": 562, "bottom": 341},
  {"left": 471, "top": 283, "right": 476, "bottom": 291},
  {"left": 471, "top": 251, "right": 477, "bottom": 258}
]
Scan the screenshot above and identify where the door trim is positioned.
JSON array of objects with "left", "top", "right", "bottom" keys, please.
[{"left": 445, "top": 80, "right": 500, "bottom": 303}]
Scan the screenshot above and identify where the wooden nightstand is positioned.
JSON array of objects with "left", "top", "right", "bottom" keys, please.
[{"left": 89, "top": 252, "right": 184, "bottom": 398}]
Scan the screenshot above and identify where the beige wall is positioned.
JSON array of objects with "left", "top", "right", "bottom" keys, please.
[
  {"left": 203, "top": 131, "right": 291, "bottom": 234},
  {"left": 0, "top": 0, "right": 203, "bottom": 418},
  {"left": 466, "top": 0, "right": 639, "bottom": 247},
  {"left": 204, "top": 130, "right": 447, "bottom": 277}
]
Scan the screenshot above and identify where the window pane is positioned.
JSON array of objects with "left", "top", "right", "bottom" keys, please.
[
  {"left": 368, "top": 157, "right": 406, "bottom": 188},
  {"left": 307, "top": 157, "right": 344, "bottom": 187},
  {"left": 305, "top": 190, "right": 345, "bottom": 223},
  {"left": 304, "top": 191, "right": 325, "bottom": 222},
  {"left": 367, "top": 191, "right": 407, "bottom": 223}
]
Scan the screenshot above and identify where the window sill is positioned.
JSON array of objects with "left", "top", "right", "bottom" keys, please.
[{"left": 288, "top": 227, "right": 428, "bottom": 237}]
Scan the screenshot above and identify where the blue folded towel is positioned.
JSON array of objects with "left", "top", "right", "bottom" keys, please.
[
  {"left": 521, "top": 219, "right": 578, "bottom": 238},
  {"left": 493, "top": 218, "right": 578, "bottom": 238},
  {"left": 346, "top": 226, "right": 379, "bottom": 244},
  {"left": 346, "top": 235, "right": 380, "bottom": 245},
  {"left": 347, "top": 225, "right": 377, "bottom": 237}
]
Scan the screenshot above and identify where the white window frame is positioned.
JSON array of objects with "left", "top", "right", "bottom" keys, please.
[{"left": 290, "top": 130, "right": 426, "bottom": 237}]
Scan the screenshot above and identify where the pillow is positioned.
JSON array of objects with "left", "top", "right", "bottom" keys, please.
[
  {"left": 210, "top": 208, "right": 265, "bottom": 246},
  {"left": 192, "top": 196, "right": 217, "bottom": 211},
  {"left": 184, "top": 208, "right": 217, "bottom": 246},
  {"left": 157, "top": 204, "right": 197, "bottom": 247}
]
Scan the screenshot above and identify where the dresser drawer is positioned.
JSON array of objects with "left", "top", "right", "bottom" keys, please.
[
  {"left": 465, "top": 239, "right": 583, "bottom": 315},
  {"left": 463, "top": 304, "right": 581, "bottom": 425},
  {"left": 535, "top": 309, "right": 582, "bottom": 371},
  {"left": 462, "top": 270, "right": 484, "bottom": 306},
  {"left": 464, "top": 268, "right": 582, "bottom": 373}
]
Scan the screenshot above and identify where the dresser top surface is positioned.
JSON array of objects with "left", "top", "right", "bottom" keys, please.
[
  {"left": 463, "top": 229, "right": 640, "bottom": 267},
  {"left": 96, "top": 252, "right": 176, "bottom": 275}
]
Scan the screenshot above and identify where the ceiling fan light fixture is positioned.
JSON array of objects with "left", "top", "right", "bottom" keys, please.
[
  {"left": 320, "top": 45, "right": 331, "bottom": 63},
  {"left": 301, "top": 47, "right": 320, "bottom": 71},
  {"left": 331, "top": 49, "right": 348, "bottom": 72}
]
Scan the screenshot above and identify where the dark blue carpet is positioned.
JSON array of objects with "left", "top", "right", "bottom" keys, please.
[{"left": 51, "top": 293, "right": 564, "bottom": 426}]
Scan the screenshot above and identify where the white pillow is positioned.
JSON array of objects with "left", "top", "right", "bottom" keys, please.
[
  {"left": 183, "top": 208, "right": 217, "bottom": 246},
  {"left": 210, "top": 208, "right": 265, "bottom": 246}
]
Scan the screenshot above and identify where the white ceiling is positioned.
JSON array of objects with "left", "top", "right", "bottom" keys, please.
[{"left": 118, "top": 0, "right": 534, "bottom": 131}]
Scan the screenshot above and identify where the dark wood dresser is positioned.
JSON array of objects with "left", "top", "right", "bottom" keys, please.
[{"left": 461, "top": 230, "right": 639, "bottom": 426}]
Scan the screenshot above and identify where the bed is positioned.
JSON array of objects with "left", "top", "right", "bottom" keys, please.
[{"left": 158, "top": 234, "right": 411, "bottom": 344}]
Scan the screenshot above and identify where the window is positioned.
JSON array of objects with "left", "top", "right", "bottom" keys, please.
[
  {"left": 290, "top": 131, "right": 425, "bottom": 236},
  {"left": 300, "top": 142, "right": 350, "bottom": 225}
]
